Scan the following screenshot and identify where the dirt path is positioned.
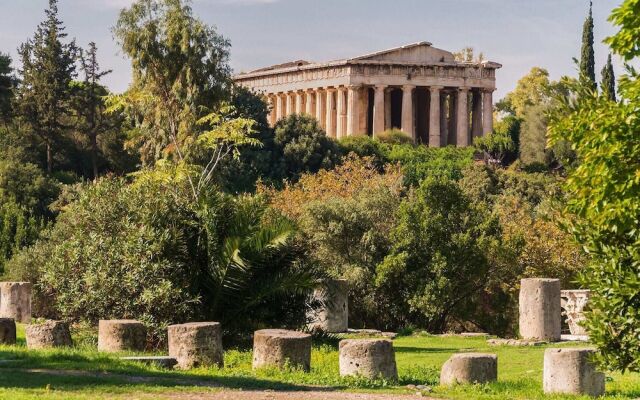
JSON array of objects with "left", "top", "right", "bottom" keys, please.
[
  {"left": 23, "top": 369, "right": 437, "bottom": 400},
  {"left": 133, "top": 391, "right": 434, "bottom": 400}
]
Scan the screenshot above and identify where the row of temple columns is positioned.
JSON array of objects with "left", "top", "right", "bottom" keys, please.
[{"left": 268, "top": 85, "right": 494, "bottom": 147}]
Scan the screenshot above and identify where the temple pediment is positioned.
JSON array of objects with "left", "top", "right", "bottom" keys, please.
[{"left": 349, "top": 41, "right": 455, "bottom": 64}]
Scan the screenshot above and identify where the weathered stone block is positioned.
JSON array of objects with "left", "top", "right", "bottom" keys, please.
[
  {"left": 339, "top": 339, "right": 398, "bottom": 380},
  {"left": 252, "top": 329, "right": 312, "bottom": 372},
  {"left": 98, "top": 320, "right": 146, "bottom": 352},
  {"left": 543, "top": 348, "right": 605, "bottom": 397},
  {"left": 561, "top": 289, "right": 591, "bottom": 336},
  {"left": 440, "top": 353, "right": 497, "bottom": 386},
  {"left": 519, "top": 278, "right": 561, "bottom": 341},
  {"left": 168, "top": 322, "right": 223, "bottom": 369},
  {"left": 0, "top": 282, "right": 31, "bottom": 323},
  {"left": 25, "top": 320, "right": 72, "bottom": 349},
  {"left": 0, "top": 318, "right": 16, "bottom": 345},
  {"left": 308, "top": 279, "right": 348, "bottom": 333}
]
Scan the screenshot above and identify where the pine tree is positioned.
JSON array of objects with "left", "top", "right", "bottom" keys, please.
[
  {"left": 580, "top": 1, "right": 596, "bottom": 89},
  {"left": 74, "top": 42, "right": 112, "bottom": 179},
  {"left": 17, "top": 0, "right": 77, "bottom": 173},
  {"left": 601, "top": 53, "right": 616, "bottom": 101}
]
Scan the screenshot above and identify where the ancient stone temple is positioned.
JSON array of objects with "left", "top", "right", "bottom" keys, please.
[{"left": 234, "top": 41, "right": 501, "bottom": 146}]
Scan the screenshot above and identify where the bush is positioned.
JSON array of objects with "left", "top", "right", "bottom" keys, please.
[
  {"left": 375, "top": 176, "right": 502, "bottom": 331},
  {"left": 7, "top": 172, "right": 323, "bottom": 342},
  {"left": 387, "top": 145, "right": 475, "bottom": 186},
  {"left": 376, "top": 129, "right": 413, "bottom": 145},
  {"left": 6, "top": 177, "right": 200, "bottom": 340},
  {"left": 338, "top": 136, "right": 390, "bottom": 171},
  {"left": 273, "top": 114, "right": 342, "bottom": 181}
]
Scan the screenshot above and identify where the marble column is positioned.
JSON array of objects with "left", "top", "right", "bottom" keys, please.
[
  {"left": 336, "top": 87, "right": 347, "bottom": 138},
  {"left": 295, "top": 91, "right": 303, "bottom": 115},
  {"left": 448, "top": 92, "right": 457, "bottom": 145},
  {"left": 373, "top": 85, "right": 386, "bottom": 136},
  {"left": 384, "top": 89, "right": 392, "bottom": 129},
  {"left": 268, "top": 96, "right": 276, "bottom": 126},
  {"left": 483, "top": 89, "right": 494, "bottom": 135},
  {"left": 347, "top": 85, "right": 360, "bottom": 136},
  {"left": 276, "top": 93, "right": 284, "bottom": 122},
  {"left": 326, "top": 88, "right": 336, "bottom": 138},
  {"left": 472, "top": 89, "right": 483, "bottom": 138},
  {"left": 285, "top": 92, "right": 294, "bottom": 117},
  {"left": 456, "top": 87, "right": 470, "bottom": 147},
  {"left": 401, "top": 85, "right": 415, "bottom": 139},
  {"left": 305, "top": 90, "right": 315, "bottom": 116},
  {"left": 440, "top": 92, "right": 448, "bottom": 146},
  {"left": 316, "top": 89, "right": 326, "bottom": 129},
  {"left": 429, "top": 86, "right": 442, "bottom": 147}
]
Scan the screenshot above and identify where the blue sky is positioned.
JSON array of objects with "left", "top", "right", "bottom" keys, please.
[{"left": 0, "top": 0, "right": 625, "bottom": 100}]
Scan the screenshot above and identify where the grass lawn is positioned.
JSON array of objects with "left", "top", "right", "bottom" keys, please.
[{"left": 0, "top": 325, "right": 638, "bottom": 399}]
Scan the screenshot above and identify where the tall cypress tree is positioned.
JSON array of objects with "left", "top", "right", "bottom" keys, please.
[
  {"left": 17, "top": 0, "right": 77, "bottom": 173},
  {"left": 0, "top": 53, "right": 15, "bottom": 125},
  {"left": 580, "top": 1, "right": 596, "bottom": 89},
  {"left": 601, "top": 53, "right": 616, "bottom": 101}
]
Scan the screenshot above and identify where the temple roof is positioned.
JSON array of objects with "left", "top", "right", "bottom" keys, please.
[{"left": 238, "top": 42, "right": 501, "bottom": 78}]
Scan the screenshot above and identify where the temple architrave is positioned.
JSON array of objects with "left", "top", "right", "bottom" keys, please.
[{"left": 234, "top": 41, "right": 501, "bottom": 147}]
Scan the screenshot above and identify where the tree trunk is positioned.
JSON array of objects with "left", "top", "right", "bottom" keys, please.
[{"left": 46, "top": 142, "right": 52, "bottom": 174}]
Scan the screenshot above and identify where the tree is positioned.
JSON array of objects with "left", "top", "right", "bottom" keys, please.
[
  {"left": 17, "top": 0, "right": 77, "bottom": 173},
  {"left": 518, "top": 104, "right": 548, "bottom": 166},
  {"left": 272, "top": 114, "right": 342, "bottom": 181},
  {"left": 111, "top": 0, "right": 231, "bottom": 167},
  {"left": 601, "top": 53, "right": 617, "bottom": 101},
  {"left": 548, "top": 0, "right": 640, "bottom": 372},
  {"left": 473, "top": 130, "right": 515, "bottom": 167},
  {"left": 498, "top": 67, "right": 551, "bottom": 118},
  {"left": 0, "top": 53, "right": 15, "bottom": 125},
  {"left": 375, "top": 176, "right": 501, "bottom": 331},
  {"left": 580, "top": 1, "right": 596, "bottom": 89},
  {"left": 453, "top": 47, "right": 484, "bottom": 63},
  {"left": 73, "top": 42, "right": 113, "bottom": 179}
]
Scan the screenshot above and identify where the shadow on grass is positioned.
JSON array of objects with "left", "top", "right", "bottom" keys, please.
[
  {"left": 0, "top": 348, "right": 342, "bottom": 393},
  {"left": 0, "top": 368, "right": 329, "bottom": 393}
]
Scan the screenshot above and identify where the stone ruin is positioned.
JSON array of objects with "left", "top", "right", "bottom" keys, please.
[
  {"left": 0, "top": 282, "right": 32, "bottom": 323},
  {"left": 519, "top": 278, "right": 562, "bottom": 341},
  {"left": 561, "top": 289, "right": 590, "bottom": 336},
  {"left": 440, "top": 353, "right": 497, "bottom": 386},
  {"left": 339, "top": 339, "right": 398, "bottom": 380},
  {"left": 307, "top": 279, "right": 348, "bottom": 333},
  {"left": 252, "top": 329, "right": 312, "bottom": 372},
  {"left": 544, "top": 348, "right": 605, "bottom": 396}
]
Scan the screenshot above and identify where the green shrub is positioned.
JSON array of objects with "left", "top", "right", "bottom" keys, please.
[
  {"left": 387, "top": 145, "right": 475, "bottom": 186},
  {"left": 338, "top": 136, "right": 390, "bottom": 170},
  {"left": 7, "top": 173, "right": 323, "bottom": 341},
  {"left": 273, "top": 114, "right": 342, "bottom": 181},
  {"left": 376, "top": 129, "right": 413, "bottom": 145},
  {"left": 375, "top": 176, "right": 502, "bottom": 331}
]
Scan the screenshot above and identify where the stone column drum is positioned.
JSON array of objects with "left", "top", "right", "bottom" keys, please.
[
  {"left": 519, "top": 278, "right": 561, "bottom": 341},
  {"left": 252, "top": 329, "right": 312, "bottom": 372},
  {"left": 440, "top": 353, "right": 497, "bottom": 386},
  {"left": 0, "top": 282, "right": 32, "bottom": 323},
  {"left": 339, "top": 339, "right": 398, "bottom": 380},
  {"left": 168, "top": 322, "right": 224, "bottom": 369},
  {"left": 543, "top": 348, "right": 605, "bottom": 397},
  {"left": 0, "top": 318, "right": 16, "bottom": 345},
  {"left": 98, "top": 320, "right": 147, "bottom": 352},
  {"left": 25, "top": 320, "right": 72, "bottom": 349},
  {"left": 308, "top": 279, "right": 348, "bottom": 333}
]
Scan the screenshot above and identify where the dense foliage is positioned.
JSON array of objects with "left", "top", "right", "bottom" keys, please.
[{"left": 549, "top": 0, "right": 640, "bottom": 371}]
